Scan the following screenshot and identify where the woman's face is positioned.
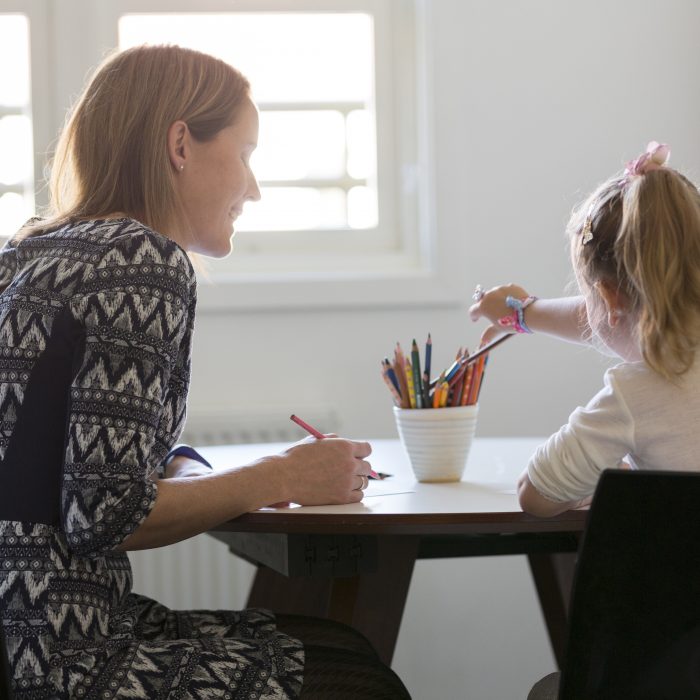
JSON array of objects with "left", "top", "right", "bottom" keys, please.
[{"left": 176, "top": 97, "right": 261, "bottom": 257}]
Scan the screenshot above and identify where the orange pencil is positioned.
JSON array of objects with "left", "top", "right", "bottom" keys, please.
[
  {"left": 460, "top": 364, "right": 475, "bottom": 406},
  {"left": 432, "top": 371, "right": 445, "bottom": 408},
  {"left": 467, "top": 356, "right": 486, "bottom": 405},
  {"left": 394, "top": 343, "right": 411, "bottom": 408}
]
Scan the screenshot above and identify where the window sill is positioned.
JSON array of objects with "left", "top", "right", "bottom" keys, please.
[{"left": 195, "top": 264, "right": 466, "bottom": 312}]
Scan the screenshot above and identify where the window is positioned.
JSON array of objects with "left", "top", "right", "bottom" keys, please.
[
  {"left": 120, "top": 12, "right": 378, "bottom": 241},
  {"left": 0, "top": 14, "right": 34, "bottom": 237},
  {"left": 0, "top": 1, "right": 457, "bottom": 309}
]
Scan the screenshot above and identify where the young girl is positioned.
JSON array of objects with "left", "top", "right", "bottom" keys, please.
[{"left": 469, "top": 142, "right": 700, "bottom": 517}]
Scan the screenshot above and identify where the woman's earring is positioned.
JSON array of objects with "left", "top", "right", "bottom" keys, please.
[{"left": 179, "top": 164, "right": 184, "bottom": 171}]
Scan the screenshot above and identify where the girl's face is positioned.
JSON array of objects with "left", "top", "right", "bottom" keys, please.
[{"left": 175, "top": 97, "right": 261, "bottom": 257}]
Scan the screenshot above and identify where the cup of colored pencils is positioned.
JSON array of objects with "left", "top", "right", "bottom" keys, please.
[{"left": 381, "top": 334, "right": 506, "bottom": 482}]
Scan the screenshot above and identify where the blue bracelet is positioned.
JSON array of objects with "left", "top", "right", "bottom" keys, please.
[
  {"left": 163, "top": 444, "right": 212, "bottom": 469},
  {"left": 505, "top": 295, "right": 538, "bottom": 334}
]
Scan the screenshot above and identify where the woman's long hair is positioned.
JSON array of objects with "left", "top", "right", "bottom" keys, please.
[{"left": 23, "top": 44, "right": 250, "bottom": 241}]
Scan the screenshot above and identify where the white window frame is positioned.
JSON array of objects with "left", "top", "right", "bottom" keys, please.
[{"left": 4, "top": 0, "right": 465, "bottom": 311}]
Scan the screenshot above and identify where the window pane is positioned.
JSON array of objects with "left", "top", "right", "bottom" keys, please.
[
  {"left": 119, "top": 12, "right": 378, "bottom": 235},
  {"left": 0, "top": 116, "right": 32, "bottom": 185},
  {"left": 346, "top": 110, "right": 375, "bottom": 180},
  {"left": 0, "top": 14, "right": 34, "bottom": 240},
  {"left": 0, "top": 192, "right": 32, "bottom": 238},
  {"left": 119, "top": 13, "right": 373, "bottom": 103},
  {"left": 255, "top": 111, "right": 346, "bottom": 181},
  {"left": 348, "top": 186, "right": 377, "bottom": 229},
  {"left": 241, "top": 187, "right": 346, "bottom": 232},
  {"left": 0, "top": 15, "right": 30, "bottom": 107}
]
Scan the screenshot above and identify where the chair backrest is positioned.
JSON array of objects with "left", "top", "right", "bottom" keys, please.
[{"left": 558, "top": 469, "right": 700, "bottom": 700}]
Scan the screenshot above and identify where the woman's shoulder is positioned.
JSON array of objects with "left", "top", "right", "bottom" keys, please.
[
  {"left": 91, "top": 218, "right": 194, "bottom": 276},
  {"left": 32, "top": 218, "right": 197, "bottom": 286}
]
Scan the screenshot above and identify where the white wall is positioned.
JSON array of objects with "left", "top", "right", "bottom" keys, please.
[{"left": 155, "top": 2, "right": 700, "bottom": 698}]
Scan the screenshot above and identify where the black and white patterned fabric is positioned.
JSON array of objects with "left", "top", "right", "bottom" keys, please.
[{"left": 0, "top": 219, "right": 303, "bottom": 699}]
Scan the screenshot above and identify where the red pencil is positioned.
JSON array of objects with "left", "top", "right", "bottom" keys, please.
[{"left": 290, "top": 414, "right": 325, "bottom": 439}]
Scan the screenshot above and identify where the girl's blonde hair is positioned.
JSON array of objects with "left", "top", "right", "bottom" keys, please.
[
  {"left": 24, "top": 44, "right": 250, "bottom": 239},
  {"left": 569, "top": 163, "right": 700, "bottom": 380}
]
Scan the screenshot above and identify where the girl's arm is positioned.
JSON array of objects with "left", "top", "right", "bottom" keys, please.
[
  {"left": 517, "top": 470, "right": 591, "bottom": 517},
  {"left": 469, "top": 284, "right": 590, "bottom": 345},
  {"left": 118, "top": 437, "right": 372, "bottom": 551}
]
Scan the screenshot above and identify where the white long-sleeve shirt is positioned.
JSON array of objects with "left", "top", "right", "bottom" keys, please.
[{"left": 527, "top": 358, "right": 700, "bottom": 502}]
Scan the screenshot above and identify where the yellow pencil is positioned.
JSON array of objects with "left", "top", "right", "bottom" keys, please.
[
  {"left": 439, "top": 380, "right": 450, "bottom": 407},
  {"left": 432, "top": 371, "right": 445, "bottom": 408},
  {"left": 405, "top": 359, "right": 416, "bottom": 408}
]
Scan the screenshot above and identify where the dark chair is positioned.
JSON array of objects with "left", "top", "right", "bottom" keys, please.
[
  {"left": 0, "top": 620, "right": 13, "bottom": 700},
  {"left": 528, "top": 469, "right": 700, "bottom": 700}
]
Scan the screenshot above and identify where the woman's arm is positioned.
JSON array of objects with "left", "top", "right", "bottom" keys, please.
[
  {"left": 118, "top": 437, "right": 372, "bottom": 551},
  {"left": 469, "top": 284, "right": 590, "bottom": 345}
]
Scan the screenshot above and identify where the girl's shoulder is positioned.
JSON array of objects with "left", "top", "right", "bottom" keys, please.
[{"left": 605, "top": 359, "right": 700, "bottom": 400}]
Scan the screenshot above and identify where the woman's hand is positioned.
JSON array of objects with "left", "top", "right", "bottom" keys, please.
[
  {"left": 119, "top": 436, "right": 373, "bottom": 551},
  {"left": 273, "top": 436, "right": 374, "bottom": 506}
]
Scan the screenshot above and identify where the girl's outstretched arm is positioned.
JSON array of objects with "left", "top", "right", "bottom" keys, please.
[{"left": 469, "top": 284, "right": 590, "bottom": 345}]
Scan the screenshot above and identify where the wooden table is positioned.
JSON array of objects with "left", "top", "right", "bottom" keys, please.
[{"left": 202, "top": 438, "right": 587, "bottom": 666}]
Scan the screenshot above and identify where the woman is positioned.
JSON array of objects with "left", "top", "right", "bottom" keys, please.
[{"left": 0, "top": 45, "right": 410, "bottom": 699}]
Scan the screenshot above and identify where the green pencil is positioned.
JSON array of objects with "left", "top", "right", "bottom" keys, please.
[{"left": 411, "top": 339, "right": 424, "bottom": 409}]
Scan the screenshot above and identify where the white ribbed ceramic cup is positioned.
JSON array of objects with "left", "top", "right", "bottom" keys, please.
[{"left": 393, "top": 404, "right": 479, "bottom": 482}]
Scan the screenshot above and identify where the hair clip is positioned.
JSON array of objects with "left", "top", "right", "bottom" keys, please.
[{"left": 581, "top": 216, "right": 593, "bottom": 245}]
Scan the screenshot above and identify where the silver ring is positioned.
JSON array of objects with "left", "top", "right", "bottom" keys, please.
[
  {"left": 472, "top": 284, "right": 485, "bottom": 302},
  {"left": 356, "top": 475, "right": 368, "bottom": 491}
]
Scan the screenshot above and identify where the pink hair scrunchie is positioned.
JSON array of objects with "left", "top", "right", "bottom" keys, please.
[{"left": 624, "top": 141, "right": 670, "bottom": 177}]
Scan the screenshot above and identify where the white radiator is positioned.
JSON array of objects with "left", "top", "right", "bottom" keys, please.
[{"left": 130, "top": 407, "right": 337, "bottom": 610}]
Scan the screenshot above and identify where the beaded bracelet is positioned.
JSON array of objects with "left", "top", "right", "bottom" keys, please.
[{"left": 498, "top": 295, "right": 538, "bottom": 334}]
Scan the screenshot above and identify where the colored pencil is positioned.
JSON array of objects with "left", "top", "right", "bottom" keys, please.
[
  {"left": 290, "top": 414, "right": 325, "bottom": 439},
  {"left": 411, "top": 339, "right": 424, "bottom": 409},
  {"left": 404, "top": 358, "right": 416, "bottom": 408},
  {"left": 460, "top": 364, "right": 475, "bottom": 406},
  {"left": 382, "top": 334, "right": 501, "bottom": 408},
  {"left": 381, "top": 364, "right": 402, "bottom": 406},
  {"left": 394, "top": 343, "right": 411, "bottom": 408},
  {"left": 383, "top": 359, "right": 400, "bottom": 394},
  {"left": 423, "top": 334, "right": 432, "bottom": 407}
]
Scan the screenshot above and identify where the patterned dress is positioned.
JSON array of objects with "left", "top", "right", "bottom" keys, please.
[{"left": 0, "top": 219, "right": 303, "bottom": 700}]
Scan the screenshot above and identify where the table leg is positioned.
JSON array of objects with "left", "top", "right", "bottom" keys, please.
[
  {"left": 527, "top": 551, "right": 578, "bottom": 668},
  {"left": 246, "top": 535, "right": 420, "bottom": 665}
]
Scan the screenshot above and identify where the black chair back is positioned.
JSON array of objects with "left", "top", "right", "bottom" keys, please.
[{"left": 559, "top": 469, "right": 700, "bottom": 699}]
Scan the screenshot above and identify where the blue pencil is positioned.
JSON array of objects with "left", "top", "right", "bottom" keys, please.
[{"left": 383, "top": 358, "right": 401, "bottom": 394}]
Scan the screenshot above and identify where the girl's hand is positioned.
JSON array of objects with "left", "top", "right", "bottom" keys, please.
[
  {"left": 469, "top": 283, "right": 532, "bottom": 345},
  {"left": 468, "top": 283, "right": 532, "bottom": 324},
  {"left": 273, "top": 437, "right": 373, "bottom": 506}
]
